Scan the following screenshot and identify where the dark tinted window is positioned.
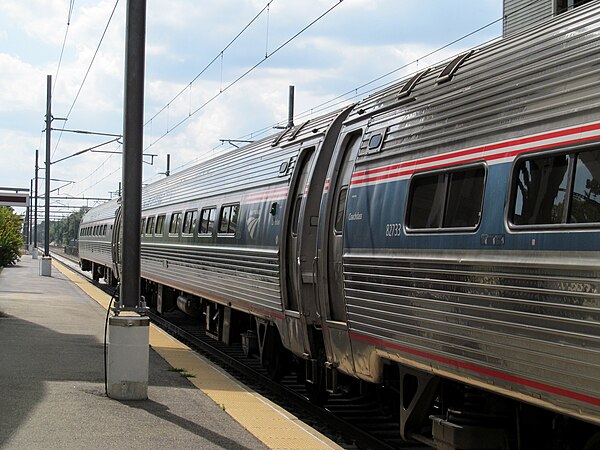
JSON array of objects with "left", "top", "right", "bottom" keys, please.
[
  {"left": 155, "top": 215, "right": 165, "bottom": 235},
  {"left": 146, "top": 217, "right": 155, "bottom": 235},
  {"left": 169, "top": 213, "right": 181, "bottom": 235},
  {"left": 199, "top": 207, "right": 216, "bottom": 234},
  {"left": 444, "top": 169, "right": 486, "bottom": 227},
  {"left": 513, "top": 155, "right": 568, "bottom": 225},
  {"left": 512, "top": 148, "right": 600, "bottom": 226},
  {"left": 218, "top": 204, "right": 239, "bottom": 234},
  {"left": 407, "top": 166, "right": 485, "bottom": 230},
  {"left": 570, "top": 150, "right": 600, "bottom": 223},
  {"left": 291, "top": 196, "right": 302, "bottom": 236},
  {"left": 182, "top": 210, "right": 197, "bottom": 234},
  {"left": 556, "top": 0, "right": 593, "bottom": 14},
  {"left": 408, "top": 173, "right": 445, "bottom": 229},
  {"left": 334, "top": 187, "right": 348, "bottom": 234}
]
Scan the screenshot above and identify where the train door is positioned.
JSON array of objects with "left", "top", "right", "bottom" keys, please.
[
  {"left": 328, "top": 133, "right": 361, "bottom": 320},
  {"left": 285, "top": 147, "right": 315, "bottom": 312},
  {"left": 111, "top": 205, "right": 122, "bottom": 281},
  {"left": 282, "top": 147, "right": 316, "bottom": 357},
  {"left": 317, "top": 132, "right": 362, "bottom": 379}
]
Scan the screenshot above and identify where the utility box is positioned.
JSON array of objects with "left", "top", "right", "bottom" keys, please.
[{"left": 107, "top": 315, "right": 149, "bottom": 400}]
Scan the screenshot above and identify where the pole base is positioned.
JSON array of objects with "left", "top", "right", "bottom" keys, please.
[
  {"left": 107, "top": 315, "right": 149, "bottom": 400},
  {"left": 39, "top": 256, "right": 51, "bottom": 276},
  {"left": 32, "top": 248, "right": 38, "bottom": 260}
]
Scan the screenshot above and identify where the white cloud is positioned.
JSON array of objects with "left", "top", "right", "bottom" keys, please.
[{"left": 0, "top": 0, "right": 504, "bottom": 211}]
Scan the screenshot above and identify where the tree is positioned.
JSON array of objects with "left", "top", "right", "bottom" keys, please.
[{"left": 0, "top": 206, "right": 23, "bottom": 267}]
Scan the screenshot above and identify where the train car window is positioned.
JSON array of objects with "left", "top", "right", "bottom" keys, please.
[
  {"left": 155, "top": 215, "right": 166, "bottom": 235},
  {"left": 141, "top": 218, "right": 146, "bottom": 235},
  {"left": 145, "top": 216, "right": 155, "bottom": 235},
  {"left": 444, "top": 169, "right": 486, "bottom": 227},
  {"left": 218, "top": 204, "right": 239, "bottom": 234},
  {"left": 556, "top": 0, "right": 593, "bottom": 14},
  {"left": 334, "top": 187, "right": 348, "bottom": 234},
  {"left": 199, "top": 207, "right": 216, "bottom": 234},
  {"left": 569, "top": 150, "right": 600, "bottom": 223},
  {"left": 182, "top": 210, "right": 198, "bottom": 235},
  {"left": 511, "top": 148, "right": 600, "bottom": 226},
  {"left": 291, "top": 195, "right": 302, "bottom": 236},
  {"left": 408, "top": 173, "right": 445, "bottom": 228},
  {"left": 407, "top": 165, "right": 485, "bottom": 230},
  {"left": 169, "top": 213, "right": 182, "bottom": 235}
]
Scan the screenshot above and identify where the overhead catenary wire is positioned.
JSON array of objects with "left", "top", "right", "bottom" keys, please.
[
  {"left": 144, "top": 0, "right": 345, "bottom": 152},
  {"left": 53, "top": 0, "right": 76, "bottom": 95},
  {"left": 71, "top": 0, "right": 535, "bottom": 195},
  {"left": 52, "top": 0, "right": 121, "bottom": 160},
  {"left": 142, "top": 8, "right": 507, "bottom": 182},
  {"left": 144, "top": 0, "right": 274, "bottom": 129}
]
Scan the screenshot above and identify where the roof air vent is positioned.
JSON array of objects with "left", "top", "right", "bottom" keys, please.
[{"left": 437, "top": 50, "right": 473, "bottom": 84}]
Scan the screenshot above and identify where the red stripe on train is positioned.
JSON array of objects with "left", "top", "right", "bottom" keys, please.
[
  {"left": 350, "top": 332, "right": 600, "bottom": 407},
  {"left": 351, "top": 122, "right": 600, "bottom": 186}
]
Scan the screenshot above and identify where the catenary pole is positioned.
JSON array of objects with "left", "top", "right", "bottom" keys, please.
[
  {"left": 119, "top": 0, "right": 147, "bottom": 309},
  {"left": 28, "top": 178, "right": 33, "bottom": 245},
  {"left": 34, "top": 149, "right": 38, "bottom": 248},
  {"left": 106, "top": 0, "right": 149, "bottom": 401},
  {"left": 44, "top": 75, "right": 51, "bottom": 257}
]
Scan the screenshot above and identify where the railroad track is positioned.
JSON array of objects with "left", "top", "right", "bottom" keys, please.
[{"left": 51, "top": 248, "right": 431, "bottom": 450}]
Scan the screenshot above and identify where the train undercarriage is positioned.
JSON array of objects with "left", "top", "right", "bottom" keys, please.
[
  {"left": 79, "top": 257, "right": 599, "bottom": 449},
  {"left": 131, "top": 275, "right": 599, "bottom": 450}
]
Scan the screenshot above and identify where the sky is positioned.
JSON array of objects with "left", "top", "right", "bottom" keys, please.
[{"left": 0, "top": 0, "right": 503, "bottom": 220}]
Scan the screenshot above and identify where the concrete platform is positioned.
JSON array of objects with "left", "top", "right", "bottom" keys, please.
[{"left": 0, "top": 255, "right": 342, "bottom": 449}]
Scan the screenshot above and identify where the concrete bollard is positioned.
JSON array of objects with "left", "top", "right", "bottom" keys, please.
[
  {"left": 39, "top": 256, "right": 51, "bottom": 277},
  {"left": 107, "top": 315, "right": 149, "bottom": 400}
]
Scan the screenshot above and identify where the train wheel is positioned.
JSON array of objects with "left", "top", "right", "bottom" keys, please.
[
  {"left": 304, "top": 350, "right": 329, "bottom": 406},
  {"left": 583, "top": 431, "right": 600, "bottom": 450},
  {"left": 260, "top": 325, "right": 288, "bottom": 382}
]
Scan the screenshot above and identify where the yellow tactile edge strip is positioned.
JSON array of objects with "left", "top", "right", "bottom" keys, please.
[{"left": 53, "top": 259, "right": 342, "bottom": 450}]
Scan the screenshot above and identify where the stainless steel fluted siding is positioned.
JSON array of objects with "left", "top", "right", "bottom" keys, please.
[
  {"left": 350, "top": 3, "right": 600, "bottom": 163},
  {"left": 79, "top": 200, "right": 119, "bottom": 267},
  {"left": 141, "top": 110, "right": 341, "bottom": 211},
  {"left": 344, "top": 251, "right": 600, "bottom": 400},
  {"left": 140, "top": 244, "right": 281, "bottom": 314},
  {"left": 79, "top": 240, "right": 112, "bottom": 266},
  {"left": 80, "top": 199, "right": 119, "bottom": 224},
  {"left": 503, "top": 0, "right": 553, "bottom": 36}
]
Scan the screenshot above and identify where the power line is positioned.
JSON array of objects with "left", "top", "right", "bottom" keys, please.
[
  {"left": 53, "top": 0, "right": 76, "bottom": 95},
  {"left": 145, "top": 9, "right": 505, "bottom": 182},
  {"left": 52, "top": 0, "right": 121, "bottom": 159},
  {"left": 144, "top": 0, "right": 345, "bottom": 152},
  {"left": 144, "top": 0, "right": 274, "bottom": 129},
  {"left": 232, "top": 19, "right": 504, "bottom": 145}
]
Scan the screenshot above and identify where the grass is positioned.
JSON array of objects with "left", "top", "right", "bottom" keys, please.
[{"left": 168, "top": 367, "right": 196, "bottom": 378}]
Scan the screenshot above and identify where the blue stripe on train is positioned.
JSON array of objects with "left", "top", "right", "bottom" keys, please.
[{"left": 345, "top": 163, "right": 600, "bottom": 252}]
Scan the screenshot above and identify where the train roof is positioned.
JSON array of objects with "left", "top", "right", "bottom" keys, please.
[
  {"left": 80, "top": 198, "right": 119, "bottom": 225},
  {"left": 347, "top": 1, "right": 600, "bottom": 162},
  {"left": 140, "top": 108, "right": 346, "bottom": 210}
]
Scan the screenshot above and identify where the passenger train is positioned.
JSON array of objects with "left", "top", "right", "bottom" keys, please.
[{"left": 79, "top": 2, "right": 600, "bottom": 448}]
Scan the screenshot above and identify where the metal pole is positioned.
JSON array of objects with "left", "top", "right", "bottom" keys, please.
[
  {"left": 119, "top": 0, "right": 147, "bottom": 310},
  {"left": 165, "top": 154, "right": 170, "bottom": 177},
  {"left": 44, "top": 75, "right": 51, "bottom": 257},
  {"left": 287, "top": 85, "right": 295, "bottom": 129},
  {"left": 28, "top": 179, "right": 33, "bottom": 245},
  {"left": 34, "top": 150, "right": 38, "bottom": 248}
]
